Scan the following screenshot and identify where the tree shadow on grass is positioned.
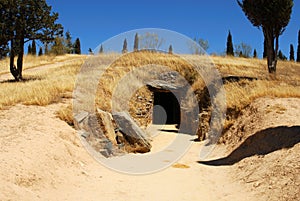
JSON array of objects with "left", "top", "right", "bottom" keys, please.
[
  {"left": 0, "top": 75, "right": 44, "bottom": 84},
  {"left": 198, "top": 126, "right": 300, "bottom": 166}
]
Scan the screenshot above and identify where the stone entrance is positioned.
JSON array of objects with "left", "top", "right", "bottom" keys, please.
[
  {"left": 146, "top": 72, "right": 199, "bottom": 134},
  {"left": 153, "top": 91, "right": 180, "bottom": 125}
]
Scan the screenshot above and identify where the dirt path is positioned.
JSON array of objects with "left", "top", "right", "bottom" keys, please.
[{"left": 0, "top": 103, "right": 259, "bottom": 201}]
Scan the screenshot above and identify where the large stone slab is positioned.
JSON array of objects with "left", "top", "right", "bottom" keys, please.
[
  {"left": 112, "top": 112, "right": 151, "bottom": 153},
  {"left": 146, "top": 71, "right": 187, "bottom": 92},
  {"left": 96, "top": 108, "right": 117, "bottom": 145},
  {"left": 73, "top": 110, "right": 123, "bottom": 157}
]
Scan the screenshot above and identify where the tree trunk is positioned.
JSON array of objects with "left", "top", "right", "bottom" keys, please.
[
  {"left": 274, "top": 36, "right": 279, "bottom": 72},
  {"left": 264, "top": 29, "right": 277, "bottom": 73},
  {"left": 14, "top": 14, "right": 25, "bottom": 81},
  {"left": 9, "top": 39, "right": 19, "bottom": 81},
  {"left": 17, "top": 37, "right": 24, "bottom": 80}
]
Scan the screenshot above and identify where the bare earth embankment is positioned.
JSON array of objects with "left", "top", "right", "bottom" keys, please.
[
  {"left": 0, "top": 102, "right": 256, "bottom": 201},
  {"left": 0, "top": 98, "right": 299, "bottom": 200},
  {"left": 202, "top": 97, "right": 300, "bottom": 201}
]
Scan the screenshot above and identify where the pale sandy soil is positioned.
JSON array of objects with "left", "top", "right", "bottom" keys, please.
[
  {"left": 0, "top": 97, "right": 299, "bottom": 201},
  {"left": 219, "top": 98, "right": 300, "bottom": 201},
  {"left": 0, "top": 103, "right": 255, "bottom": 201}
]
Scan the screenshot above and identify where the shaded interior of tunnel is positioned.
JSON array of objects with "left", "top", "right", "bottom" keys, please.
[{"left": 152, "top": 92, "right": 180, "bottom": 125}]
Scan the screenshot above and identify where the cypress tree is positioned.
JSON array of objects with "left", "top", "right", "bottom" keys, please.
[
  {"left": 27, "top": 44, "right": 32, "bottom": 55},
  {"left": 122, "top": 39, "right": 128, "bottom": 53},
  {"left": 297, "top": 30, "right": 300, "bottom": 62},
  {"left": 38, "top": 47, "right": 43, "bottom": 56},
  {"left": 168, "top": 45, "right": 173, "bottom": 54},
  {"left": 289, "top": 44, "right": 294, "bottom": 61},
  {"left": 50, "top": 37, "right": 65, "bottom": 55},
  {"left": 99, "top": 45, "right": 104, "bottom": 54},
  {"left": 74, "top": 38, "right": 81, "bottom": 54},
  {"left": 226, "top": 31, "right": 234, "bottom": 56},
  {"left": 253, "top": 49, "right": 257, "bottom": 58},
  {"left": 65, "top": 31, "right": 73, "bottom": 54},
  {"left": 31, "top": 40, "right": 37, "bottom": 56},
  {"left": 134, "top": 33, "right": 139, "bottom": 52}
]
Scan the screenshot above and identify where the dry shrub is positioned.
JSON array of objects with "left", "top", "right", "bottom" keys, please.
[{"left": 56, "top": 103, "right": 73, "bottom": 126}]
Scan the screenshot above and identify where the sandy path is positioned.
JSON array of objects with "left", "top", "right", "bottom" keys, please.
[{"left": 0, "top": 103, "right": 258, "bottom": 201}]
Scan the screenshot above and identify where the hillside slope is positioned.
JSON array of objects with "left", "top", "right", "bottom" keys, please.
[{"left": 201, "top": 98, "right": 300, "bottom": 201}]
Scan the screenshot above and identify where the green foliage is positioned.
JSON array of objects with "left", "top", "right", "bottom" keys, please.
[
  {"left": 0, "top": 0, "right": 63, "bottom": 80},
  {"left": 238, "top": 0, "right": 293, "bottom": 73},
  {"left": 226, "top": 31, "right": 234, "bottom": 56},
  {"left": 134, "top": 33, "right": 139, "bottom": 51},
  {"left": 122, "top": 39, "right": 128, "bottom": 53},
  {"left": 65, "top": 31, "right": 73, "bottom": 54},
  {"left": 289, "top": 44, "right": 294, "bottom": 61},
  {"left": 50, "top": 37, "right": 66, "bottom": 55},
  {"left": 237, "top": 0, "right": 293, "bottom": 33},
  {"left": 74, "top": 38, "right": 81, "bottom": 54}
]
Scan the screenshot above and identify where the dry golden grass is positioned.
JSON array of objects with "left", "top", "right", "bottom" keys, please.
[
  {"left": 0, "top": 52, "right": 299, "bottom": 133},
  {"left": 0, "top": 55, "right": 85, "bottom": 110},
  {"left": 96, "top": 51, "right": 201, "bottom": 112},
  {"left": 211, "top": 56, "right": 300, "bottom": 132},
  {"left": 94, "top": 52, "right": 300, "bottom": 132},
  {"left": 56, "top": 103, "right": 74, "bottom": 125},
  {"left": 212, "top": 56, "right": 300, "bottom": 110},
  {"left": 0, "top": 54, "right": 85, "bottom": 75},
  {"left": 213, "top": 55, "right": 300, "bottom": 81}
]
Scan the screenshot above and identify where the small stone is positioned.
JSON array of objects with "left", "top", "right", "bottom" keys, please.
[{"left": 253, "top": 182, "right": 261, "bottom": 188}]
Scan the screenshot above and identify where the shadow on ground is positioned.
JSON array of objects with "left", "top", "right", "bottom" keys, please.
[
  {"left": 198, "top": 126, "right": 300, "bottom": 166},
  {"left": 159, "top": 129, "right": 179, "bottom": 133},
  {"left": 0, "top": 75, "right": 44, "bottom": 84}
]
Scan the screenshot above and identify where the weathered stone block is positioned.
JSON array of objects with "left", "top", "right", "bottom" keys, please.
[{"left": 113, "top": 111, "right": 151, "bottom": 153}]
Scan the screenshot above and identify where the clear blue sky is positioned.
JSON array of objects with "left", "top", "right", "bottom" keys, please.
[{"left": 47, "top": 0, "right": 300, "bottom": 57}]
